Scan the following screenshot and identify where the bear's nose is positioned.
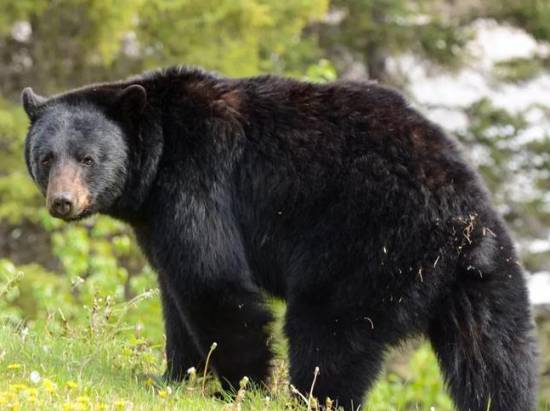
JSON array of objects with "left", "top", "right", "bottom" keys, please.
[{"left": 50, "top": 193, "right": 74, "bottom": 217}]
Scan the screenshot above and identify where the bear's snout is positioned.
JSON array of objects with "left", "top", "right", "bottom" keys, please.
[
  {"left": 46, "top": 162, "right": 91, "bottom": 220},
  {"left": 50, "top": 192, "right": 74, "bottom": 218}
]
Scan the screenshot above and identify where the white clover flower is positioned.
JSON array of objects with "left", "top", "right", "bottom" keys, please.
[{"left": 30, "top": 370, "right": 41, "bottom": 384}]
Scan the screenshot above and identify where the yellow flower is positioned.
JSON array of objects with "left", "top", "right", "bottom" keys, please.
[
  {"left": 8, "top": 384, "right": 27, "bottom": 393},
  {"left": 7, "top": 363, "right": 22, "bottom": 370},
  {"left": 7, "top": 400, "right": 21, "bottom": 411},
  {"left": 145, "top": 377, "right": 154, "bottom": 386},
  {"left": 158, "top": 387, "right": 172, "bottom": 398},
  {"left": 113, "top": 400, "right": 128, "bottom": 410},
  {"left": 77, "top": 396, "right": 90, "bottom": 403},
  {"left": 66, "top": 380, "right": 78, "bottom": 389},
  {"left": 42, "top": 378, "right": 57, "bottom": 393}
]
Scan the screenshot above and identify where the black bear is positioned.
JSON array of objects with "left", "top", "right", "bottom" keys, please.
[{"left": 22, "top": 66, "right": 537, "bottom": 410}]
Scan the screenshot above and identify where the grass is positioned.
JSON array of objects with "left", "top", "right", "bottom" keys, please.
[
  {"left": 0, "top": 323, "right": 225, "bottom": 411},
  {"left": 0, "top": 313, "right": 455, "bottom": 411}
]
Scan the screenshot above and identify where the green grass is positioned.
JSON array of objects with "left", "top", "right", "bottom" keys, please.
[{"left": 0, "top": 316, "right": 455, "bottom": 411}]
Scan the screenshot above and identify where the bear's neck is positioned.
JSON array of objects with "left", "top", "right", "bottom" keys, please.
[
  {"left": 105, "top": 69, "right": 245, "bottom": 225},
  {"left": 109, "top": 104, "right": 164, "bottom": 224}
]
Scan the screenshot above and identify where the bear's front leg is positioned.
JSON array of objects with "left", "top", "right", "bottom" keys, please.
[
  {"left": 150, "top": 192, "right": 274, "bottom": 391},
  {"left": 158, "top": 275, "right": 205, "bottom": 382},
  {"left": 168, "top": 278, "right": 274, "bottom": 391},
  {"left": 285, "top": 300, "right": 385, "bottom": 411}
]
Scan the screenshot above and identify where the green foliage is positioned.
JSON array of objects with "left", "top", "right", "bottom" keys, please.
[
  {"left": 459, "top": 98, "right": 526, "bottom": 200},
  {"left": 457, "top": 99, "right": 550, "bottom": 269},
  {"left": 304, "top": 59, "right": 337, "bottom": 82},
  {"left": 493, "top": 57, "right": 545, "bottom": 83},
  {"left": 0, "top": 0, "right": 328, "bottom": 97},
  {"left": 0, "top": 101, "right": 42, "bottom": 223},
  {"left": 0, "top": 99, "right": 29, "bottom": 174},
  {"left": 324, "top": 0, "right": 470, "bottom": 80},
  {"left": 0, "top": 260, "right": 25, "bottom": 322},
  {"left": 138, "top": 0, "right": 328, "bottom": 76},
  {"left": 0, "top": 1, "right": 46, "bottom": 34},
  {"left": 491, "top": 0, "right": 550, "bottom": 42},
  {"left": 416, "top": 19, "right": 472, "bottom": 67},
  {"left": 368, "top": 346, "right": 454, "bottom": 411}
]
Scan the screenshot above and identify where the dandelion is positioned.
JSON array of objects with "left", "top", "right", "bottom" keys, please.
[
  {"left": 66, "top": 380, "right": 78, "bottom": 389},
  {"left": 7, "top": 363, "right": 22, "bottom": 370},
  {"left": 232, "top": 376, "right": 249, "bottom": 409},
  {"left": 201, "top": 342, "right": 218, "bottom": 396},
  {"left": 113, "top": 400, "right": 128, "bottom": 410},
  {"left": 158, "top": 387, "right": 172, "bottom": 398},
  {"left": 26, "top": 388, "right": 38, "bottom": 397},
  {"left": 42, "top": 378, "right": 57, "bottom": 393},
  {"left": 186, "top": 366, "right": 197, "bottom": 385},
  {"left": 8, "top": 383, "right": 27, "bottom": 393},
  {"left": 29, "top": 371, "right": 41, "bottom": 384},
  {"left": 6, "top": 399, "right": 20, "bottom": 411}
]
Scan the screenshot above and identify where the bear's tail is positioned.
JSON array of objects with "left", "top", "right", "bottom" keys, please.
[{"left": 428, "top": 228, "right": 538, "bottom": 411}]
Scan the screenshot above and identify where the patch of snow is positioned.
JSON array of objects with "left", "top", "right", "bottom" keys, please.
[
  {"left": 488, "top": 74, "right": 550, "bottom": 113},
  {"left": 423, "top": 108, "right": 469, "bottom": 131},
  {"left": 516, "top": 125, "right": 549, "bottom": 145},
  {"left": 528, "top": 271, "right": 550, "bottom": 305},
  {"left": 410, "top": 68, "right": 489, "bottom": 108},
  {"left": 467, "top": 19, "right": 542, "bottom": 69},
  {"left": 467, "top": 144, "right": 494, "bottom": 167},
  {"left": 528, "top": 239, "right": 550, "bottom": 254},
  {"left": 393, "top": 19, "right": 550, "bottom": 110}
]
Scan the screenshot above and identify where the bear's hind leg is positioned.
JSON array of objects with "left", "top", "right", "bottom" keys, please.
[{"left": 428, "top": 262, "right": 537, "bottom": 411}]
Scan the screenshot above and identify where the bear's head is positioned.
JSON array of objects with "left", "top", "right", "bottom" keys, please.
[{"left": 21, "top": 84, "right": 148, "bottom": 221}]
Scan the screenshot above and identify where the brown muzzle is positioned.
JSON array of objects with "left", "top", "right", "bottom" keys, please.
[{"left": 46, "top": 161, "right": 91, "bottom": 220}]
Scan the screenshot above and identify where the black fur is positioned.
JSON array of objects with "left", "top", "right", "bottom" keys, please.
[{"left": 23, "top": 67, "right": 538, "bottom": 410}]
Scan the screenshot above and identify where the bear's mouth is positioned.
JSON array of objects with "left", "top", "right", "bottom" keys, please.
[
  {"left": 58, "top": 208, "right": 94, "bottom": 222},
  {"left": 47, "top": 203, "right": 93, "bottom": 221}
]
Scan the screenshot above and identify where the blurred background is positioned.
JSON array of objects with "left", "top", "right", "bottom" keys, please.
[{"left": 1, "top": 1, "right": 550, "bottom": 409}]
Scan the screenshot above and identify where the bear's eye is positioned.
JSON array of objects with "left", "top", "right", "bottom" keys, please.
[
  {"left": 81, "top": 156, "right": 95, "bottom": 167},
  {"left": 41, "top": 154, "right": 53, "bottom": 167}
]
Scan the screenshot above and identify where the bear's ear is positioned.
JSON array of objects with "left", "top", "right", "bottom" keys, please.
[
  {"left": 116, "top": 84, "right": 147, "bottom": 117},
  {"left": 21, "top": 87, "right": 47, "bottom": 119}
]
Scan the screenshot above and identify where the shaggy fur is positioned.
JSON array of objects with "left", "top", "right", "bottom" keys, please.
[{"left": 23, "top": 67, "right": 538, "bottom": 410}]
